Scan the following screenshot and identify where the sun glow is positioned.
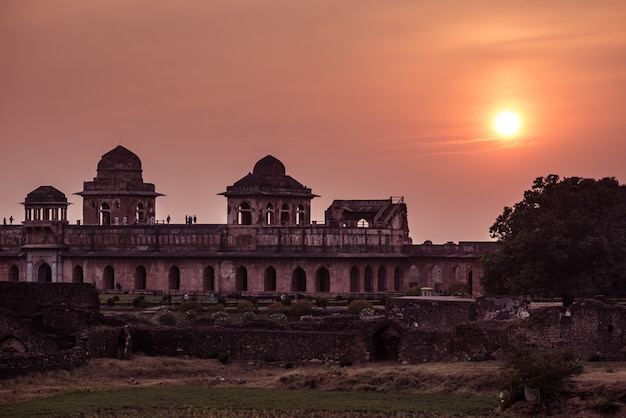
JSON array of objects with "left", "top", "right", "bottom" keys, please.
[{"left": 494, "top": 110, "right": 522, "bottom": 137}]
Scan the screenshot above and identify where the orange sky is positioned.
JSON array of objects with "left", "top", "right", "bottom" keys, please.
[{"left": 1, "top": 1, "right": 625, "bottom": 243}]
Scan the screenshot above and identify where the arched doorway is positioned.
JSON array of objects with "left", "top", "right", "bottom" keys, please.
[
  {"left": 103, "top": 265, "right": 115, "bottom": 289},
  {"left": 315, "top": 267, "right": 330, "bottom": 293},
  {"left": 135, "top": 265, "right": 147, "bottom": 290},
  {"left": 377, "top": 266, "right": 387, "bottom": 292},
  {"left": 169, "top": 265, "right": 180, "bottom": 290},
  {"left": 37, "top": 262, "right": 52, "bottom": 282},
  {"left": 236, "top": 266, "right": 248, "bottom": 291},
  {"left": 393, "top": 266, "right": 402, "bottom": 292},
  {"left": 264, "top": 266, "right": 277, "bottom": 292},
  {"left": 364, "top": 266, "right": 374, "bottom": 292},
  {"left": 72, "top": 265, "right": 84, "bottom": 283},
  {"left": 203, "top": 266, "right": 215, "bottom": 292},
  {"left": 8, "top": 265, "right": 19, "bottom": 282},
  {"left": 350, "top": 266, "right": 360, "bottom": 292},
  {"left": 291, "top": 267, "right": 306, "bottom": 292}
]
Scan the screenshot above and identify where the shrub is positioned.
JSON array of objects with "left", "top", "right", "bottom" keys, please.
[
  {"left": 132, "top": 296, "right": 146, "bottom": 308},
  {"left": 288, "top": 300, "right": 314, "bottom": 317},
  {"left": 404, "top": 286, "right": 421, "bottom": 296},
  {"left": 208, "top": 303, "right": 225, "bottom": 313},
  {"left": 217, "top": 296, "right": 227, "bottom": 305},
  {"left": 185, "top": 309, "right": 198, "bottom": 320},
  {"left": 138, "top": 299, "right": 151, "bottom": 309},
  {"left": 348, "top": 300, "right": 373, "bottom": 315},
  {"left": 217, "top": 352, "right": 229, "bottom": 364},
  {"left": 180, "top": 300, "right": 202, "bottom": 312},
  {"left": 106, "top": 298, "right": 116, "bottom": 307},
  {"left": 339, "top": 358, "right": 353, "bottom": 367},
  {"left": 212, "top": 310, "right": 230, "bottom": 324},
  {"left": 595, "top": 397, "right": 619, "bottom": 415},
  {"left": 236, "top": 300, "right": 255, "bottom": 313},
  {"left": 242, "top": 311, "right": 256, "bottom": 323},
  {"left": 359, "top": 307, "right": 376, "bottom": 317},
  {"left": 267, "top": 301, "right": 287, "bottom": 315},
  {"left": 284, "top": 362, "right": 294, "bottom": 369},
  {"left": 315, "top": 297, "right": 328, "bottom": 308},
  {"left": 112, "top": 295, "right": 120, "bottom": 301},
  {"left": 158, "top": 310, "right": 176, "bottom": 325},
  {"left": 500, "top": 346, "right": 584, "bottom": 408},
  {"left": 449, "top": 281, "right": 469, "bottom": 296},
  {"left": 270, "top": 312, "right": 287, "bottom": 323},
  {"left": 335, "top": 295, "right": 344, "bottom": 301}
]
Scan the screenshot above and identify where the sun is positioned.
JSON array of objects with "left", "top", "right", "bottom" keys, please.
[{"left": 493, "top": 110, "right": 522, "bottom": 137}]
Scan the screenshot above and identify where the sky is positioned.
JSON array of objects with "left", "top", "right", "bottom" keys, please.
[{"left": 1, "top": 1, "right": 625, "bottom": 244}]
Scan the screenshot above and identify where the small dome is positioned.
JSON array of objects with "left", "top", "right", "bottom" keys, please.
[
  {"left": 24, "top": 186, "right": 67, "bottom": 204},
  {"left": 252, "top": 155, "right": 285, "bottom": 176},
  {"left": 97, "top": 146, "right": 142, "bottom": 172}
]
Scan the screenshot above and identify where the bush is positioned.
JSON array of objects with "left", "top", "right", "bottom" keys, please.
[
  {"left": 449, "top": 281, "right": 469, "bottom": 296},
  {"left": 270, "top": 312, "right": 287, "bottom": 323},
  {"left": 217, "top": 296, "right": 227, "bottom": 305},
  {"left": 339, "top": 358, "right": 353, "bottom": 367},
  {"left": 208, "top": 303, "right": 225, "bottom": 313},
  {"left": 500, "top": 347, "right": 584, "bottom": 408},
  {"left": 212, "top": 310, "right": 230, "bottom": 324},
  {"left": 242, "top": 311, "right": 256, "bottom": 323},
  {"left": 595, "top": 397, "right": 619, "bottom": 415},
  {"left": 359, "top": 307, "right": 376, "bottom": 317},
  {"left": 185, "top": 309, "right": 198, "bottom": 320},
  {"left": 284, "top": 362, "right": 294, "bottom": 369},
  {"left": 236, "top": 300, "right": 255, "bottom": 313},
  {"left": 180, "top": 300, "right": 202, "bottom": 312},
  {"left": 158, "top": 310, "right": 176, "bottom": 325},
  {"left": 288, "top": 300, "right": 314, "bottom": 317},
  {"left": 335, "top": 295, "right": 344, "bottom": 301},
  {"left": 138, "top": 299, "right": 151, "bottom": 309},
  {"left": 217, "top": 352, "right": 229, "bottom": 364},
  {"left": 267, "top": 301, "right": 287, "bottom": 315},
  {"left": 106, "top": 298, "right": 116, "bottom": 307},
  {"left": 315, "top": 297, "right": 328, "bottom": 308},
  {"left": 132, "top": 296, "right": 146, "bottom": 308},
  {"left": 348, "top": 300, "right": 373, "bottom": 315},
  {"left": 404, "top": 286, "right": 421, "bottom": 296}
]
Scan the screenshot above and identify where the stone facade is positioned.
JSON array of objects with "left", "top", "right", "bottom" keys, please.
[{"left": 0, "top": 146, "right": 495, "bottom": 296}]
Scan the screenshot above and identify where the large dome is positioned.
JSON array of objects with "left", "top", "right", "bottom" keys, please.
[
  {"left": 252, "top": 155, "right": 286, "bottom": 176},
  {"left": 97, "top": 146, "right": 142, "bottom": 173}
]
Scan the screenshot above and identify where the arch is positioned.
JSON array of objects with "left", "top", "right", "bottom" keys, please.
[
  {"left": 72, "top": 265, "right": 84, "bottom": 283},
  {"left": 135, "top": 265, "right": 147, "bottom": 290},
  {"left": 454, "top": 265, "right": 460, "bottom": 281},
  {"left": 432, "top": 265, "right": 443, "bottom": 293},
  {"left": 393, "top": 266, "right": 402, "bottom": 292},
  {"left": 408, "top": 265, "right": 420, "bottom": 287},
  {"left": 136, "top": 202, "right": 146, "bottom": 223},
  {"left": 350, "top": 266, "right": 360, "bottom": 292},
  {"left": 291, "top": 267, "right": 306, "bottom": 292},
  {"left": 467, "top": 270, "right": 474, "bottom": 296},
  {"left": 280, "top": 203, "right": 290, "bottom": 225},
  {"left": 377, "top": 266, "right": 387, "bottom": 292},
  {"left": 315, "top": 266, "right": 330, "bottom": 293},
  {"left": 100, "top": 202, "right": 111, "bottom": 225},
  {"left": 237, "top": 202, "right": 252, "bottom": 225},
  {"left": 8, "top": 265, "right": 19, "bottom": 282},
  {"left": 364, "top": 265, "right": 374, "bottom": 292},
  {"left": 35, "top": 261, "right": 52, "bottom": 283},
  {"left": 296, "top": 203, "right": 306, "bottom": 226},
  {"left": 265, "top": 202, "right": 274, "bottom": 225},
  {"left": 103, "top": 265, "right": 115, "bottom": 289},
  {"left": 264, "top": 266, "right": 277, "bottom": 292},
  {"left": 168, "top": 265, "right": 180, "bottom": 290},
  {"left": 236, "top": 266, "right": 248, "bottom": 291},
  {"left": 203, "top": 266, "right": 215, "bottom": 292}
]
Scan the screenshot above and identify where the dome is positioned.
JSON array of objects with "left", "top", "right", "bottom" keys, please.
[
  {"left": 24, "top": 186, "right": 67, "bottom": 204},
  {"left": 252, "top": 155, "right": 285, "bottom": 176},
  {"left": 97, "top": 146, "right": 142, "bottom": 173}
]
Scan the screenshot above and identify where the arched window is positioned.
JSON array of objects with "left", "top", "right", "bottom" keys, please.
[
  {"left": 136, "top": 203, "right": 146, "bottom": 223},
  {"left": 377, "top": 266, "right": 387, "bottom": 292},
  {"left": 237, "top": 202, "right": 252, "bottom": 225},
  {"left": 103, "top": 265, "right": 115, "bottom": 289},
  {"left": 350, "top": 266, "right": 360, "bottom": 293},
  {"left": 357, "top": 218, "right": 369, "bottom": 228},
  {"left": 203, "top": 266, "right": 215, "bottom": 291},
  {"left": 393, "top": 266, "right": 402, "bottom": 292},
  {"left": 408, "top": 265, "right": 420, "bottom": 287},
  {"left": 169, "top": 265, "right": 180, "bottom": 290},
  {"left": 135, "top": 265, "right": 147, "bottom": 290},
  {"left": 236, "top": 266, "right": 248, "bottom": 291},
  {"left": 72, "top": 265, "right": 84, "bottom": 283},
  {"left": 265, "top": 203, "right": 274, "bottom": 225},
  {"left": 100, "top": 203, "right": 111, "bottom": 225},
  {"left": 315, "top": 267, "right": 331, "bottom": 293},
  {"left": 467, "top": 270, "right": 474, "bottom": 295},
  {"left": 8, "top": 265, "right": 19, "bottom": 282},
  {"left": 264, "top": 266, "right": 277, "bottom": 292},
  {"left": 432, "top": 265, "right": 443, "bottom": 293},
  {"left": 364, "top": 266, "right": 374, "bottom": 292},
  {"left": 280, "top": 203, "right": 290, "bottom": 225},
  {"left": 296, "top": 204, "right": 306, "bottom": 226},
  {"left": 291, "top": 267, "right": 306, "bottom": 292}
]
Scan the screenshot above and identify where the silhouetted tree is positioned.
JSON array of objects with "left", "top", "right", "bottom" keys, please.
[{"left": 481, "top": 175, "right": 626, "bottom": 305}]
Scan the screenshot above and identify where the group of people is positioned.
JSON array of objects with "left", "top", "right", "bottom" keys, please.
[
  {"left": 185, "top": 215, "right": 197, "bottom": 225},
  {"left": 2, "top": 216, "right": 14, "bottom": 225}
]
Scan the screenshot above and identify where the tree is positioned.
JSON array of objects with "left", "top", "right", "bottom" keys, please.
[{"left": 481, "top": 175, "right": 626, "bottom": 304}]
